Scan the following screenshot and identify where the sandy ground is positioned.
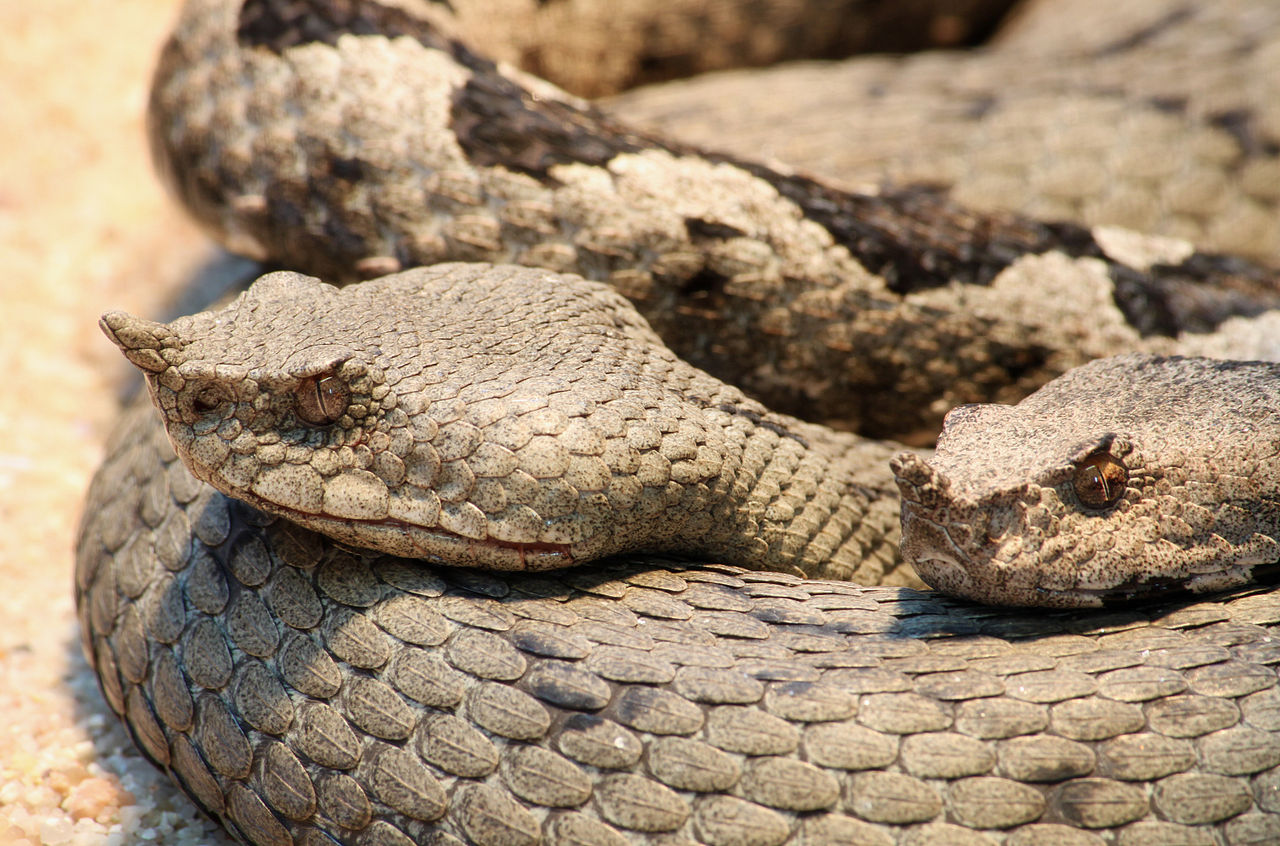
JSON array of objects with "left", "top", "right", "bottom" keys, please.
[{"left": 0, "top": 2, "right": 241, "bottom": 843}]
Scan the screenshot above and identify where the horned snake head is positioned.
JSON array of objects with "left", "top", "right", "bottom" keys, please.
[{"left": 894, "top": 354, "right": 1280, "bottom": 607}]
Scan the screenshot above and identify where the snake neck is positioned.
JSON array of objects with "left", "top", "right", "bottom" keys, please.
[{"left": 655, "top": 409, "right": 904, "bottom": 583}]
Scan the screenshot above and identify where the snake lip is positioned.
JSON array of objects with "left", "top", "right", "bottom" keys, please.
[
  {"left": 1037, "top": 561, "right": 1280, "bottom": 610},
  {"left": 212, "top": 484, "right": 577, "bottom": 570},
  {"left": 912, "top": 552, "right": 965, "bottom": 584},
  {"left": 1082, "top": 562, "right": 1279, "bottom": 606}
]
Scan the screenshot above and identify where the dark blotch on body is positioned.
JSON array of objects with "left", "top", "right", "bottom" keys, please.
[
  {"left": 449, "top": 74, "right": 663, "bottom": 179},
  {"left": 1111, "top": 252, "right": 1280, "bottom": 336},
  {"left": 238, "top": 3, "right": 1083, "bottom": 293},
  {"left": 743, "top": 177, "right": 1280, "bottom": 337},
  {"left": 1208, "top": 108, "right": 1280, "bottom": 157},
  {"left": 684, "top": 218, "right": 747, "bottom": 241},
  {"left": 234, "top": 1, "right": 1280, "bottom": 337},
  {"left": 328, "top": 158, "right": 364, "bottom": 182},
  {"left": 247, "top": 0, "right": 684, "bottom": 181},
  {"left": 239, "top": 0, "right": 481, "bottom": 70},
  {"left": 676, "top": 268, "right": 730, "bottom": 298},
  {"left": 722, "top": 176, "right": 1105, "bottom": 293}
]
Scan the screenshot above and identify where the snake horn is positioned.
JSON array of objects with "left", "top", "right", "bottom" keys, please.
[
  {"left": 890, "top": 450, "right": 950, "bottom": 510},
  {"left": 99, "top": 312, "right": 186, "bottom": 373}
]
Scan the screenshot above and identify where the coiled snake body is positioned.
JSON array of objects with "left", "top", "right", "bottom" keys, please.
[{"left": 78, "top": 1, "right": 1280, "bottom": 844}]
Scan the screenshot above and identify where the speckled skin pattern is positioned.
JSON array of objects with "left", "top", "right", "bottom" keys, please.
[
  {"left": 148, "top": 0, "right": 1280, "bottom": 441},
  {"left": 76, "top": 0, "right": 1280, "bottom": 843},
  {"left": 78, "top": 396, "right": 1280, "bottom": 846},
  {"left": 613, "top": 0, "right": 1280, "bottom": 264},
  {"left": 895, "top": 355, "right": 1280, "bottom": 607},
  {"left": 99, "top": 265, "right": 901, "bottom": 582}
]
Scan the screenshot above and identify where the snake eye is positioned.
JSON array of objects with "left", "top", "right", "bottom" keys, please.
[
  {"left": 1072, "top": 451, "right": 1128, "bottom": 510},
  {"left": 296, "top": 375, "right": 349, "bottom": 425}
]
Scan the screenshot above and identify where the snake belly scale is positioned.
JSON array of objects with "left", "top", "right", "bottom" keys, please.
[{"left": 77, "top": 0, "right": 1280, "bottom": 844}]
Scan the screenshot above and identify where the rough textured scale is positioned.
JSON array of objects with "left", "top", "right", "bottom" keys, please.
[
  {"left": 149, "top": 0, "right": 1280, "bottom": 440},
  {"left": 98, "top": 265, "right": 902, "bottom": 583},
  {"left": 896, "top": 355, "right": 1280, "bottom": 607},
  {"left": 76, "top": 398, "right": 1280, "bottom": 846},
  {"left": 78, "top": 0, "right": 1280, "bottom": 844},
  {"left": 612, "top": 0, "right": 1280, "bottom": 264},
  {"left": 99, "top": 267, "right": 1280, "bottom": 607}
]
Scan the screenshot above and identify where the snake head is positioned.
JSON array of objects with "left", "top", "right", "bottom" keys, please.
[
  {"left": 102, "top": 271, "right": 534, "bottom": 567},
  {"left": 99, "top": 275, "right": 397, "bottom": 543},
  {"left": 99, "top": 265, "right": 791, "bottom": 572},
  {"left": 100, "top": 270, "right": 566, "bottom": 568},
  {"left": 894, "top": 354, "right": 1280, "bottom": 608}
]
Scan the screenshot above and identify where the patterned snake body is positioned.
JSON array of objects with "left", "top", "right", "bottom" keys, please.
[
  {"left": 148, "top": 0, "right": 1280, "bottom": 440},
  {"left": 76, "top": 397, "right": 1280, "bottom": 846},
  {"left": 78, "top": 0, "right": 1280, "bottom": 843}
]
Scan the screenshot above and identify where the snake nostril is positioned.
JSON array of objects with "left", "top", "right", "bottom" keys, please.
[{"left": 191, "top": 384, "right": 232, "bottom": 416}]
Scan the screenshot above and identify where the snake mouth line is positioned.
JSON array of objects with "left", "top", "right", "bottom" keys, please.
[
  {"left": 216, "top": 485, "right": 578, "bottom": 569},
  {"left": 913, "top": 554, "right": 1275, "bottom": 609},
  {"left": 1089, "top": 561, "right": 1280, "bottom": 606}
]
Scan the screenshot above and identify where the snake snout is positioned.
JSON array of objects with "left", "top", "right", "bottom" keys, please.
[
  {"left": 897, "top": 499, "right": 977, "bottom": 595},
  {"left": 99, "top": 311, "right": 186, "bottom": 373},
  {"left": 890, "top": 450, "right": 950, "bottom": 509}
]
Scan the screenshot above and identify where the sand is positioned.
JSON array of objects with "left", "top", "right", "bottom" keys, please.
[{"left": 0, "top": 2, "right": 238, "bottom": 843}]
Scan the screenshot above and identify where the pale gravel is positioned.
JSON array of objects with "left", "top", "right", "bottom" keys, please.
[{"left": 0, "top": 3, "right": 236, "bottom": 844}]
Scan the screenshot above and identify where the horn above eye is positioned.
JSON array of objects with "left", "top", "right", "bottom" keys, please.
[
  {"left": 1072, "top": 450, "right": 1128, "bottom": 510},
  {"left": 296, "top": 375, "right": 349, "bottom": 425}
]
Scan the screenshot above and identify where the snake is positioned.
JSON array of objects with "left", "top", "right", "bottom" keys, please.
[{"left": 77, "top": 0, "right": 1280, "bottom": 844}]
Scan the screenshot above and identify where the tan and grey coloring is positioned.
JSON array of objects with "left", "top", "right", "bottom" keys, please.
[
  {"left": 99, "top": 265, "right": 900, "bottom": 581},
  {"left": 77, "top": 387, "right": 1280, "bottom": 846},
  {"left": 895, "top": 355, "right": 1280, "bottom": 607},
  {"left": 146, "top": 0, "right": 1280, "bottom": 440},
  {"left": 78, "top": 0, "right": 1280, "bottom": 844}
]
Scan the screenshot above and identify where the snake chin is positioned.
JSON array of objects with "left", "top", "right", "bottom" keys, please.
[{"left": 910, "top": 552, "right": 1111, "bottom": 610}]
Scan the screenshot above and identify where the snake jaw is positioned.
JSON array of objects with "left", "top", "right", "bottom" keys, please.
[
  {"left": 198, "top": 478, "right": 580, "bottom": 570},
  {"left": 893, "top": 451, "right": 1041, "bottom": 605},
  {"left": 896, "top": 500, "right": 978, "bottom": 597}
]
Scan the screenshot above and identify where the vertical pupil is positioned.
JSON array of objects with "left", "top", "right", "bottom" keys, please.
[
  {"left": 1091, "top": 466, "right": 1109, "bottom": 500},
  {"left": 315, "top": 377, "right": 337, "bottom": 416},
  {"left": 1073, "top": 451, "right": 1127, "bottom": 509},
  {"left": 298, "top": 375, "right": 349, "bottom": 424}
]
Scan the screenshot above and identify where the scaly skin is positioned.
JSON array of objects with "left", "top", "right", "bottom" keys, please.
[
  {"left": 91, "top": 264, "right": 1280, "bottom": 842},
  {"left": 99, "top": 265, "right": 901, "bottom": 583},
  {"left": 77, "top": 1, "right": 1280, "bottom": 843},
  {"left": 895, "top": 354, "right": 1280, "bottom": 607},
  {"left": 611, "top": 0, "right": 1280, "bottom": 264},
  {"left": 76, "top": 395, "right": 1280, "bottom": 846},
  {"left": 148, "top": 0, "right": 1280, "bottom": 440}
]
